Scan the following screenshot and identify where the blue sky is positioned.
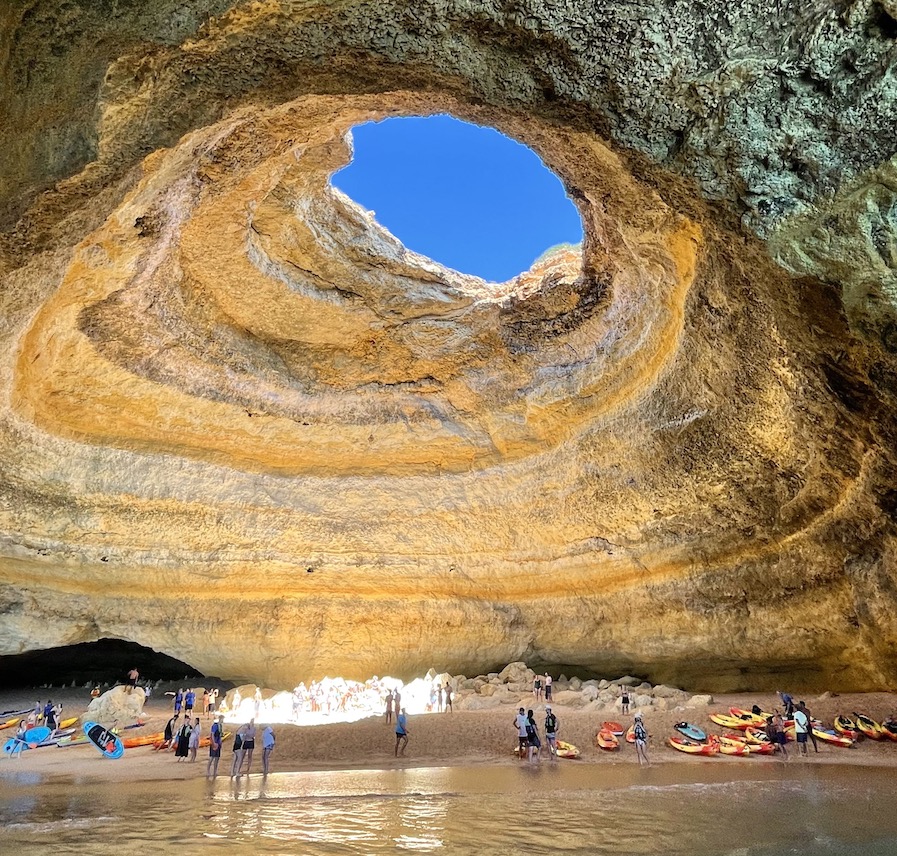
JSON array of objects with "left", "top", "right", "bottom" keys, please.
[{"left": 332, "top": 115, "right": 583, "bottom": 282}]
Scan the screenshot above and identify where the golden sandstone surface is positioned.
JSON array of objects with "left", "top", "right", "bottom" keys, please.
[{"left": 1, "top": 1, "right": 896, "bottom": 691}]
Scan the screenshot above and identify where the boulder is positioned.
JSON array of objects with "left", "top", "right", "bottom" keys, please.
[
  {"left": 598, "top": 679, "right": 610, "bottom": 689},
  {"left": 86, "top": 685, "right": 146, "bottom": 724},
  {"left": 652, "top": 684, "right": 686, "bottom": 699},
  {"left": 685, "top": 694, "right": 714, "bottom": 707},
  {"left": 633, "top": 693, "right": 653, "bottom": 708},
  {"left": 569, "top": 677, "right": 583, "bottom": 691},
  {"left": 498, "top": 662, "right": 530, "bottom": 684},
  {"left": 581, "top": 685, "right": 599, "bottom": 701},
  {"left": 551, "top": 690, "right": 587, "bottom": 707},
  {"left": 478, "top": 683, "right": 497, "bottom": 697},
  {"left": 611, "top": 676, "right": 641, "bottom": 687},
  {"left": 460, "top": 678, "right": 478, "bottom": 690},
  {"left": 458, "top": 695, "right": 501, "bottom": 711}
]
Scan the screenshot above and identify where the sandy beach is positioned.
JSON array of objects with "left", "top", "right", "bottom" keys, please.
[{"left": 3, "top": 685, "right": 897, "bottom": 783}]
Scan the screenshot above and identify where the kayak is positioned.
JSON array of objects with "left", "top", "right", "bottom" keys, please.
[
  {"left": 595, "top": 729, "right": 619, "bottom": 751},
  {"left": 742, "top": 727, "right": 772, "bottom": 745},
  {"left": 854, "top": 713, "right": 886, "bottom": 740},
  {"left": 83, "top": 721, "right": 124, "bottom": 759},
  {"left": 716, "top": 742, "right": 750, "bottom": 757},
  {"left": 556, "top": 740, "right": 580, "bottom": 759},
  {"left": 728, "top": 708, "right": 768, "bottom": 725},
  {"left": 710, "top": 713, "right": 751, "bottom": 730},
  {"left": 121, "top": 732, "right": 164, "bottom": 749},
  {"left": 882, "top": 722, "right": 897, "bottom": 742},
  {"left": 813, "top": 728, "right": 854, "bottom": 748},
  {"left": 151, "top": 732, "right": 228, "bottom": 751},
  {"left": 746, "top": 741, "right": 776, "bottom": 755},
  {"left": 834, "top": 715, "right": 861, "bottom": 739},
  {"left": 602, "top": 721, "right": 624, "bottom": 736},
  {"left": 58, "top": 717, "right": 79, "bottom": 730},
  {"left": 719, "top": 734, "right": 749, "bottom": 749},
  {"left": 0, "top": 711, "right": 31, "bottom": 731},
  {"left": 668, "top": 736, "right": 718, "bottom": 756},
  {"left": 625, "top": 725, "right": 636, "bottom": 744},
  {"left": 674, "top": 722, "right": 706, "bottom": 742}
]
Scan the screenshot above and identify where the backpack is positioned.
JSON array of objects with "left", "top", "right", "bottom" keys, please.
[
  {"left": 545, "top": 714, "right": 557, "bottom": 733},
  {"left": 233, "top": 733, "right": 243, "bottom": 751}
]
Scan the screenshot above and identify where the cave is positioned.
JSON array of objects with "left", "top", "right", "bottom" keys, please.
[{"left": 0, "top": 1, "right": 895, "bottom": 694}]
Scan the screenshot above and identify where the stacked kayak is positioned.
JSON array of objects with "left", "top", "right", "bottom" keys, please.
[
  {"left": 602, "top": 721, "right": 625, "bottom": 736},
  {"left": 834, "top": 716, "right": 861, "bottom": 739},
  {"left": 854, "top": 713, "right": 886, "bottom": 740}
]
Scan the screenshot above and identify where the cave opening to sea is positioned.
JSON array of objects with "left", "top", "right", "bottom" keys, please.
[{"left": 331, "top": 114, "right": 584, "bottom": 283}]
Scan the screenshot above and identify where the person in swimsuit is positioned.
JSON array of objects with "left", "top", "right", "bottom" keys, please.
[
  {"left": 240, "top": 719, "right": 257, "bottom": 774},
  {"left": 621, "top": 687, "right": 630, "bottom": 715},
  {"left": 231, "top": 724, "right": 247, "bottom": 777},
  {"left": 126, "top": 668, "right": 139, "bottom": 694},
  {"left": 385, "top": 690, "right": 394, "bottom": 725},
  {"left": 633, "top": 713, "right": 649, "bottom": 765},
  {"left": 444, "top": 684, "right": 453, "bottom": 712}
]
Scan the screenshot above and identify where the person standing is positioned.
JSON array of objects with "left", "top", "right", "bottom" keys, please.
[
  {"left": 437, "top": 684, "right": 444, "bottom": 713},
  {"left": 385, "top": 690, "right": 394, "bottom": 725},
  {"left": 175, "top": 717, "right": 191, "bottom": 762},
  {"left": 241, "top": 719, "right": 257, "bottom": 774},
  {"left": 544, "top": 673, "right": 552, "bottom": 702},
  {"left": 202, "top": 689, "right": 210, "bottom": 718},
  {"left": 209, "top": 688, "right": 218, "bottom": 715},
  {"left": 514, "top": 707, "right": 529, "bottom": 759},
  {"left": 207, "top": 715, "right": 224, "bottom": 778},
  {"left": 633, "top": 713, "right": 649, "bottom": 766},
  {"left": 161, "top": 714, "right": 178, "bottom": 750},
  {"left": 262, "top": 725, "right": 275, "bottom": 775},
  {"left": 798, "top": 701, "right": 819, "bottom": 753},
  {"left": 621, "top": 686, "right": 630, "bottom": 715},
  {"left": 43, "top": 700, "right": 56, "bottom": 730},
  {"left": 533, "top": 674, "right": 542, "bottom": 701},
  {"left": 544, "top": 707, "right": 559, "bottom": 760},
  {"left": 778, "top": 691, "right": 795, "bottom": 717},
  {"left": 126, "top": 668, "right": 139, "bottom": 694},
  {"left": 793, "top": 705, "right": 810, "bottom": 757},
  {"left": 188, "top": 717, "right": 201, "bottom": 762},
  {"left": 772, "top": 713, "right": 788, "bottom": 760},
  {"left": 444, "top": 684, "right": 453, "bottom": 712},
  {"left": 185, "top": 688, "right": 196, "bottom": 718},
  {"left": 174, "top": 688, "right": 183, "bottom": 716},
  {"left": 394, "top": 708, "right": 408, "bottom": 756},
  {"left": 231, "top": 725, "right": 246, "bottom": 777},
  {"left": 526, "top": 709, "right": 541, "bottom": 762}
]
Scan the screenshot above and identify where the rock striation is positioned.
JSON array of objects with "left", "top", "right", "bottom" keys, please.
[{"left": 0, "top": 1, "right": 896, "bottom": 692}]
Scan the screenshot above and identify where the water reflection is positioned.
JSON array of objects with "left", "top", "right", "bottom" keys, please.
[{"left": 3, "top": 765, "right": 897, "bottom": 855}]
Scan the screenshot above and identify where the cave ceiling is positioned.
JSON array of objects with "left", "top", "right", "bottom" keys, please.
[{"left": 0, "top": 0, "right": 895, "bottom": 691}]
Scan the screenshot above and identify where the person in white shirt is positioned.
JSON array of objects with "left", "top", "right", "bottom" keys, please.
[
  {"left": 793, "top": 705, "right": 810, "bottom": 756},
  {"left": 262, "top": 725, "right": 275, "bottom": 775}
]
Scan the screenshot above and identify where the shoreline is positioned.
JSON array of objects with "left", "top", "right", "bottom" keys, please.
[{"left": 3, "top": 686, "right": 897, "bottom": 785}]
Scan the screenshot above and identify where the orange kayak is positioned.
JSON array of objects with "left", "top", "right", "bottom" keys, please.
[
  {"left": 668, "top": 736, "right": 718, "bottom": 756},
  {"left": 602, "top": 721, "right": 624, "bottom": 736},
  {"left": 122, "top": 732, "right": 164, "bottom": 749},
  {"left": 556, "top": 740, "right": 581, "bottom": 759},
  {"left": 596, "top": 729, "right": 619, "bottom": 750},
  {"left": 710, "top": 713, "right": 751, "bottom": 730},
  {"left": 813, "top": 728, "right": 854, "bottom": 748},
  {"left": 729, "top": 708, "right": 768, "bottom": 725},
  {"left": 625, "top": 725, "right": 636, "bottom": 744},
  {"left": 742, "top": 727, "right": 772, "bottom": 745}
]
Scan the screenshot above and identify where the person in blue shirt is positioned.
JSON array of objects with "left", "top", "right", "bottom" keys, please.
[
  {"left": 207, "top": 715, "right": 224, "bottom": 778},
  {"left": 185, "top": 689, "right": 196, "bottom": 715},
  {"left": 394, "top": 708, "right": 409, "bottom": 756}
]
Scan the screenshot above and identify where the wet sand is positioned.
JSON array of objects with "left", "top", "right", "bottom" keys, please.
[{"left": 2, "top": 686, "right": 897, "bottom": 783}]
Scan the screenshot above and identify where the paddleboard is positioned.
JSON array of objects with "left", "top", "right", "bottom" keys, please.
[
  {"left": 3, "top": 738, "right": 25, "bottom": 756},
  {"left": 23, "top": 726, "right": 51, "bottom": 745},
  {"left": 82, "top": 721, "right": 124, "bottom": 759},
  {"left": 674, "top": 722, "right": 706, "bottom": 742}
]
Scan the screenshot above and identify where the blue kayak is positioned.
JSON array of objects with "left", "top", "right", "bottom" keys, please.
[{"left": 675, "top": 722, "right": 707, "bottom": 742}]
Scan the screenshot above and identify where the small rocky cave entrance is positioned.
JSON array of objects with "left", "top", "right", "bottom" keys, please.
[
  {"left": 331, "top": 114, "right": 584, "bottom": 283},
  {"left": 0, "top": 639, "right": 203, "bottom": 688}
]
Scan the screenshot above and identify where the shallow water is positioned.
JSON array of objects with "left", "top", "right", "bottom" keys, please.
[{"left": 1, "top": 763, "right": 895, "bottom": 855}]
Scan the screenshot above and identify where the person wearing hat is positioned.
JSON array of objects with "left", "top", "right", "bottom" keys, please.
[
  {"left": 633, "top": 713, "right": 649, "bottom": 766},
  {"left": 544, "top": 706, "right": 559, "bottom": 760}
]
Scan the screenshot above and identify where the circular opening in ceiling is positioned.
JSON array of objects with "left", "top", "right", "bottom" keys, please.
[{"left": 331, "top": 115, "right": 584, "bottom": 283}]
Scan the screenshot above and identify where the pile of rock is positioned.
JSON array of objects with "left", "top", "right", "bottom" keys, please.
[
  {"left": 86, "top": 685, "right": 146, "bottom": 724},
  {"left": 429, "top": 663, "right": 712, "bottom": 713}
]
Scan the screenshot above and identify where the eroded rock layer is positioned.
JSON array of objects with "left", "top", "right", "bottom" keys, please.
[{"left": 1, "top": 1, "right": 896, "bottom": 692}]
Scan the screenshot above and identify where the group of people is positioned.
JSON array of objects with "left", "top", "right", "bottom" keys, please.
[
  {"left": 765, "top": 693, "right": 819, "bottom": 759},
  {"left": 531, "top": 674, "right": 553, "bottom": 702},
  {"left": 229, "top": 718, "right": 276, "bottom": 777},
  {"left": 171, "top": 687, "right": 218, "bottom": 718},
  {"left": 515, "top": 706, "right": 560, "bottom": 762}
]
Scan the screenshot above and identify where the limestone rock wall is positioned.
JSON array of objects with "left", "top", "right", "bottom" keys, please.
[{"left": 0, "top": 1, "right": 895, "bottom": 692}]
